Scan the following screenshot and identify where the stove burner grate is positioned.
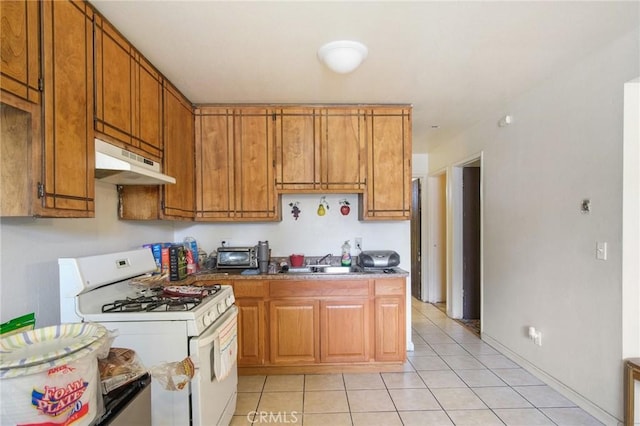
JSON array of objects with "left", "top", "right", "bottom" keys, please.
[{"left": 101, "top": 284, "right": 224, "bottom": 313}]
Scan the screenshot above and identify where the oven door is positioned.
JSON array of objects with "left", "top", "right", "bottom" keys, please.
[{"left": 189, "top": 305, "right": 239, "bottom": 426}]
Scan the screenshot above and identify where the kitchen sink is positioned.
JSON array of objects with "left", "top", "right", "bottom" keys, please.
[
  {"left": 316, "top": 266, "right": 357, "bottom": 273},
  {"left": 285, "top": 265, "right": 361, "bottom": 274}
]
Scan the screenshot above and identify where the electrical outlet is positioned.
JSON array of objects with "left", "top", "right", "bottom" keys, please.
[
  {"left": 355, "top": 237, "right": 363, "bottom": 252},
  {"left": 220, "top": 239, "right": 231, "bottom": 248},
  {"left": 596, "top": 242, "right": 607, "bottom": 260}
]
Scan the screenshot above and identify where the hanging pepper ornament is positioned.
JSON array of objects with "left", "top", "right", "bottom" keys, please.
[
  {"left": 289, "top": 202, "right": 301, "bottom": 220},
  {"left": 317, "top": 196, "right": 329, "bottom": 216},
  {"left": 339, "top": 199, "right": 351, "bottom": 216}
]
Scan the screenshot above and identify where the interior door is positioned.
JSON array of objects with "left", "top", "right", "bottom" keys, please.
[
  {"left": 411, "top": 179, "right": 422, "bottom": 299},
  {"left": 462, "top": 167, "right": 481, "bottom": 319}
]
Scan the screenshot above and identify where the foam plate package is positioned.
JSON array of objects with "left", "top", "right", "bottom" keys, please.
[{"left": 0, "top": 323, "right": 108, "bottom": 372}]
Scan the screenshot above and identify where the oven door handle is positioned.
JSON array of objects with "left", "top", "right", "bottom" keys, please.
[{"left": 195, "top": 305, "right": 238, "bottom": 349}]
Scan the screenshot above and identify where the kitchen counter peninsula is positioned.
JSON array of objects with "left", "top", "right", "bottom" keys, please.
[{"left": 190, "top": 268, "right": 408, "bottom": 374}]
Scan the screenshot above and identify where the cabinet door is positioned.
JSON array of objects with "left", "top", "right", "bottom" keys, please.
[
  {"left": 269, "top": 299, "right": 319, "bottom": 364},
  {"left": 0, "top": 0, "right": 40, "bottom": 103},
  {"left": 321, "top": 108, "right": 366, "bottom": 191},
  {"left": 95, "top": 17, "right": 162, "bottom": 162},
  {"left": 320, "top": 299, "right": 370, "bottom": 363},
  {"left": 162, "top": 83, "right": 194, "bottom": 220},
  {"left": 236, "top": 299, "right": 266, "bottom": 366},
  {"left": 361, "top": 108, "right": 412, "bottom": 220},
  {"left": 233, "top": 108, "right": 277, "bottom": 219},
  {"left": 274, "top": 107, "right": 321, "bottom": 191},
  {"left": 374, "top": 297, "right": 405, "bottom": 361},
  {"left": 40, "top": 0, "right": 94, "bottom": 217},
  {"left": 374, "top": 278, "right": 406, "bottom": 362},
  {"left": 135, "top": 54, "right": 163, "bottom": 159},
  {"left": 195, "top": 107, "right": 235, "bottom": 219},
  {"left": 94, "top": 16, "right": 134, "bottom": 149}
]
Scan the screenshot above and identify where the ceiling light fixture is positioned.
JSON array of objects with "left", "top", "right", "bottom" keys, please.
[{"left": 318, "top": 40, "right": 368, "bottom": 74}]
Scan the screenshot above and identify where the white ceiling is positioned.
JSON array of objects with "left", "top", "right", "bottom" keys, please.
[{"left": 91, "top": 1, "right": 639, "bottom": 153}]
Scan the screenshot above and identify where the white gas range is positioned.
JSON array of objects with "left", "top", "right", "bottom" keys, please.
[{"left": 59, "top": 248, "right": 238, "bottom": 426}]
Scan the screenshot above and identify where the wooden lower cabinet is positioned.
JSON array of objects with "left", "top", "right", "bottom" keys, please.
[
  {"left": 375, "top": 297, "right": 405, "bottom": 361},
  {"left": 320, "top": 299, "right": 370, "bottom": 363},
  {"left": 232, "top": 280, "right": 268, "bottom": 366},
  {"left": 374, "top": 279, "right": 406, "bottom": 362},
  {"left": 237, "top": 299, "right": 266, "bottom": 366},
  {"left": 269, "top": 299, "right": 319, "bottom": 364},
  {"left": 228, "top": 276, "right": 405, "bottom": 370}
]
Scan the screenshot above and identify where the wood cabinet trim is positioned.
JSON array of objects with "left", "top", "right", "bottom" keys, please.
[{"left": 269, "top": 280, "right": 370, "bottom": 298}]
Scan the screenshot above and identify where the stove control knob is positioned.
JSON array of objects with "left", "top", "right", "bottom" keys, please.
[
  {"left": 225, "top": 296, "right": 233, "bottom": 307},
  {"left": 217, "top": 303, "right": 225, "bottom": 314},
  {"left": 203, "top": 314, "right": 212, "bottom": 327}
]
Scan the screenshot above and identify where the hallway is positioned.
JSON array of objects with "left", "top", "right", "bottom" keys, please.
[{"left": 230, "top": 298, "right": 603, "bottom": 425}]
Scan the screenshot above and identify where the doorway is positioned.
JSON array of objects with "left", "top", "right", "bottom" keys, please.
[
  {"left": 411, "top": 179, "right": 422, "bottom": 299},
  {"left": 449, "top": 155, "right": 482, "bottom": 326},
  {"left": 462, "top": 164, "right": 481, "bottom": 320}
]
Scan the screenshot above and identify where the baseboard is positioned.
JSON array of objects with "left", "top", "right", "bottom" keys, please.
[{"left": 481, "top": 333, "right": 621, "bottom": 426}]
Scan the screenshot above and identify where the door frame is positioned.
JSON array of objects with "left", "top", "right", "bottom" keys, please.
[
  {"left": 450, "top": 153, "right": 483, "bottom": 321},
  {"left": 427, "top": 168, "right": 448, "bottom": 304}
]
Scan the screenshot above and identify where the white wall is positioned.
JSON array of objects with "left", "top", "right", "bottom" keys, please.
[
  {"left": 428, "top": 28, "right": 639, "bottom": 423},
  {"left": 173, "top": 193, "right": 410, "bottom": 267},
  {"left": 0, "top": 181, "right": 174, "bottom": 327}
]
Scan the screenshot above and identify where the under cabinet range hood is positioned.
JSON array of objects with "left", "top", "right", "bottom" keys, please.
[{"left": 95, "top": 139, "right": 176, "bottom": 185}]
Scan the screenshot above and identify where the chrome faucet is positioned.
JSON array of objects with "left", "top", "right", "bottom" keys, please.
[{"left": 317, "top": 253, "right": 332, "bottom": 265}]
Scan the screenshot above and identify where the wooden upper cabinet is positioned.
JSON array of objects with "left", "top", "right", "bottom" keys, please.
[
  {"left": 0, "top": 0, "right": 40, "bottom": 103},
  {"left": 234, "top": 108, "right": 277, "bottom": 219},
  {"left": 195, "top": 107, "right": 234, "bottom": 219},
  {"left": 274, "top": 107, "right": 321, "bottom": 191},
  {"left": 162, "top": 82, "right": 194, "bottom": 220},
  {"left": 320, "top": 108, "right": 366, "bottom": 191},
  {"left": 40, "top": 0, "right": 94, "bottom": 217},
  {"left": 135, "top": 55, "right": 163, "bottom": 158},
  {"left": 274, "top": 107, "right": 366, "bottom": 193},
  {"left": 195, "top": 107, "right": 278, "bottom": 221},
  {"left": 94, "top": 15, "right": 163, "bottom": 161},
  {"left": 360, "top": 107, "right": 412, "bottom": 220}
]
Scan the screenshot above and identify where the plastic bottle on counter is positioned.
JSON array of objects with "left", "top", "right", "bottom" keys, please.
[
  {"left": 183, "top": 237, "right": 198, "bottom": 273},
  {"left": 341, "top": 240, "right": 352, "bottom": 266}
]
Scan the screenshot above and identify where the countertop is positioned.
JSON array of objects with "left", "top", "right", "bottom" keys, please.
[{"left": 186, "top": 266, "right": 409, "bottom": 283}]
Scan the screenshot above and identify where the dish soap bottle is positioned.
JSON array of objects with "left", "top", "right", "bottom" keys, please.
[{"left": 341, "top": 240, "right": 352, "bottom": 266}]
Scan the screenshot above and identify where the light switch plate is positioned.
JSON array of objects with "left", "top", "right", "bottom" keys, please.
[{"left": 596, "top": 242, "right": 607, "bottom": 260}]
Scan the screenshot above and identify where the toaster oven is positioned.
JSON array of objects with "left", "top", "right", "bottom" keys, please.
[{"left": 216, "top": 246, "right": 258, "bottom": 269}]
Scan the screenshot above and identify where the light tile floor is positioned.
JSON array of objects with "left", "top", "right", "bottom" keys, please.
[{"left": 230, "top": 299, "right": 603, "bottom": 425}]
